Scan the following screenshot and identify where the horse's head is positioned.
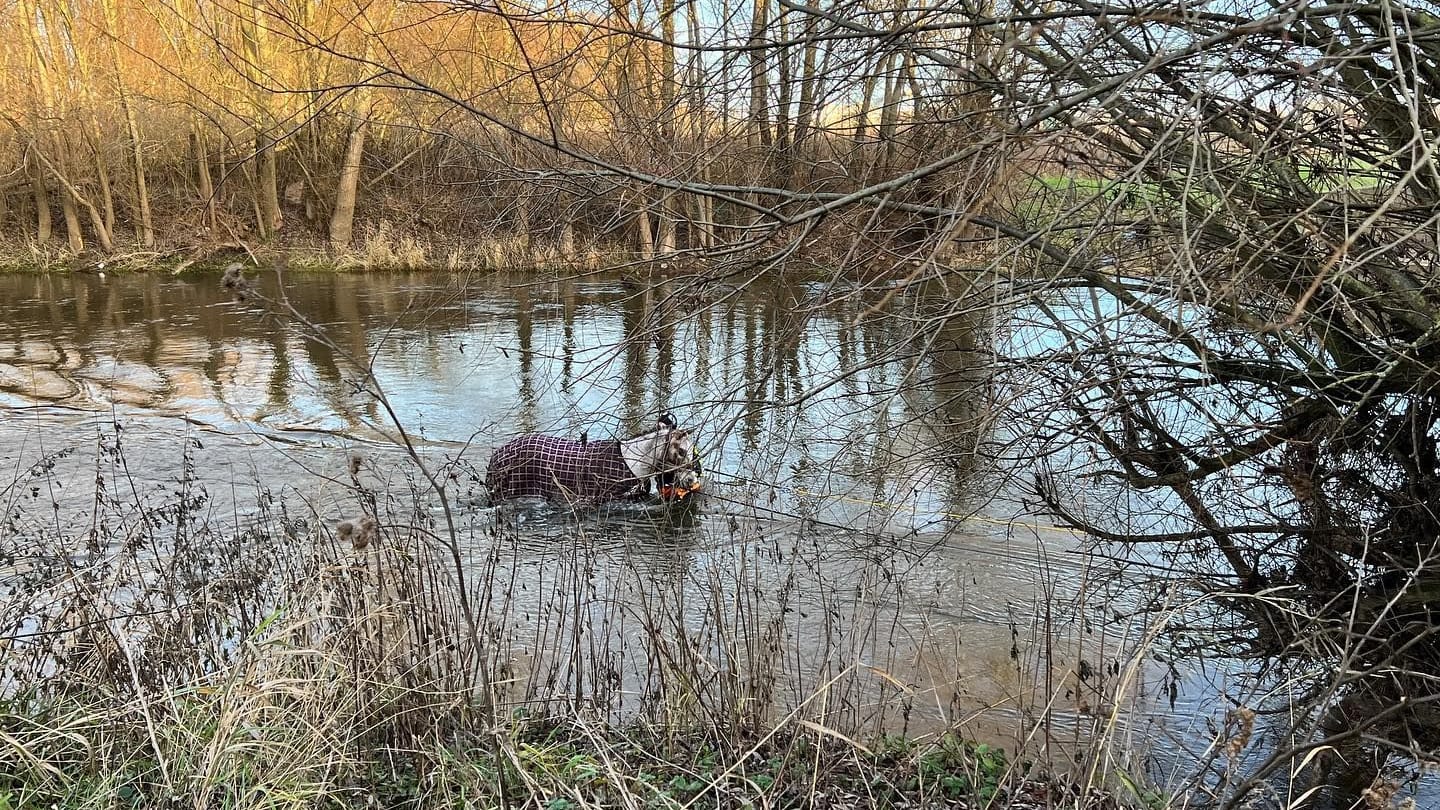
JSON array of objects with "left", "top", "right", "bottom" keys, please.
[{"left": 652, "top": 413, "right": 701, "bottom": 500}]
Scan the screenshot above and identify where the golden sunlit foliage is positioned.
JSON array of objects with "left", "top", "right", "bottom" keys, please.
[
  {"left": 0, "top": 0, "right": 669, "bottom": 256},
  {"left": 0, "top": 0, "right": 992, "bottom": 265}
]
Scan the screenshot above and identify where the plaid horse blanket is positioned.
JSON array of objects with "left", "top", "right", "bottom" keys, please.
[{"left": 485, "top": 434, "right": 645, "bottom": 502}]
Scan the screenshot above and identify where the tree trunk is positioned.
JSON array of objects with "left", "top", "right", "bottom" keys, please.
[
  {"left": 687, "top": 0, "right": 716, "bottom": 245},
  {"left": 716, "top": 0, "right": 734, "bottom": 140},
  {"left": 793, "top": 8, "right": 821, "bottom": 170},
  {"left": 21, "top": 0, "right": 56, "bottom": 243},
  {"left": 658, "top": 195, "right": 677, "bottom": 256},
  {"left": 60, "top": 188, "right": 84, "bottom": 253},
  {"left": 48, "top": 0, "right": 118, "bottom": 252},
  {"left": 102, "top": 0, "right": 153, "bottom": 247},
  {"left": 636, "top": 202, "right": 655, "bottom": 260},
  {"left": 515, "top": 181, "right": 533, "bottom": 256},
  {"left": 329, "top": 119, "right": 368, "bottom": 251},
  {"left": 93, "top": 139, "right": 116, "bottom": 238},
  {"left": 242, "top": 6, "right": 282, "bottom": 237},
  {"left": 877, "top": 51, "right": 903, "bottom": 143},
  {"left": 609, "top": 0, "right": 636, "bottom": 134},
  {"left": 774, "top": 5, "right": 793, "bottom": 172},
  {"left": 906, "top": 51, "right": 924, "bottom": 120},
  {"left": 661, "top": 0, "right": 677, "bottom": 139},
  {"left": 30, "top": 156, "right": 51, "bottom": 241},
  {"left": 43, "top": 142, "right": 114, "bottom": 253},
  {"left": 747, "top": 0, "right": 771, "bottom": 148},
  {"left": 558, "top": 220, "right": 576, "bottom": 259},
  {"left": 690, "top": 193, "right": 713, "bottom": 250},
  {"left": 256, "top": 133, "right": 282, "bottom": 236},
  {"left": 83, "top": 189, "right": 114, "bottom": 253},
  {"left": 654, "top": 0, "right": 678, "bottom": 254},
  {"left": 854, "top": 55, "right": 884, "bottom": 140},
  {"left": 192, "top": 129, "right": 216, "bottom": 233},
  {"left": 120, "top": 104, "right": 153, "bottom": 246},
  {"left": 879, "top": 51, "right": 909, "bottom": 169}
]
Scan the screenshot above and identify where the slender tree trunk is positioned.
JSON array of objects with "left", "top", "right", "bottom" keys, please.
[
  {"left": 793, "top": 8, "right": 821, "bottom": 168},
  {"left": 747, "top": 0, "right": 771, "bottom": 148},
  {"left": 101, "top": 0, "right": 153, "bottom": 247},
  {"left": 854, "top": 55, "right": 884, "bottom": 140},
  {"left": 329, "top": 119, "right": 368, "bottom": 251},
  {"left": 879, "top": 51, "right": 909, "bottom": 169},
  {"left": 877, "top": 52, "right": 903, "bottom": 142},
  {"left": 242, "top": 7, "right": 282, "bottom": 236},
  {"left": 82, "top": 190, "right": 114, "bottom": 252},
  {"left": 516, "top": 183, "right": 533, "bottom": 256},
  {"left": 21, "top": 0, "right": 57, "bottom": 243},
  {"left": 50, "top": 0, "right": 118, "bottom": 252},
  {"left": 717, "top": 0, "right": 734, "bottom": 141},
  {"left": 192, "top": 129, "right": 216, "bottom": 233},
  {"left": 690, "top": 193, "right": 713, "bottom": 249},
  {"left": 774, "top": 6, "right": 793, "bottom": 174},
  {"left": 119, "top": 102, "right": 152, "bottom": 246},
  {"left": 29, "top": 155, "right": 52, "bottom": 241},
  {"left": 906, "top": 52, "right": 924, "bottom": 120},
  {"left": 658, "top": 0, "right": 679, "bottom": 253},
  {"left": 687, "top": 0, "right": 716, "bottom": 246},
  {"left": 41, "top": 138, "right": 114, "bottom": 253},
  {"left": 240, "top": 152, "right": 266, "bottom": 239},
  {"left": 59, "top": 180, "right": 83, "bottom": 253},
  {"left": 610, "top": 0, "right": 635, "bottom": 134},
  {"left": 658, "top": 197, "right": 677, "bottom": 256},
  {"left": 558, "top": 220, "right": 576, "bottom": 259},
  {"left": 661, "top": 0, "right": 677, "bottom": 136},
  {"left": 636, "top": 203, "right": 655, "bottom": 260},
  {"left": 86, "top": 127, "right": 116, "bottom": 238},
  {"left": 256, "top": 133, "right": 282, "bottom": 236}
]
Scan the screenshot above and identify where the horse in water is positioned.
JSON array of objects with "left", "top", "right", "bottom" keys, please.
[{"left": 485, "top": 415, "right": 701, "bottom": 504}]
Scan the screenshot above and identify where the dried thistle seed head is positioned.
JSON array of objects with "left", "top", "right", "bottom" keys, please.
[
  {"left": 221, "top": 263, "right": 252, "bottom": 301},
  {"left": 351, "top": 515, "right": 377, "bottom": 549},
  {"left": 348, "top": 451, "right": 364, "bottom": 477},
  {"left": 221, "top": 263, "right": 245, "bottom": 289},
  {"left": 335, "top": 519, "right": 356, "bottom": 539}
]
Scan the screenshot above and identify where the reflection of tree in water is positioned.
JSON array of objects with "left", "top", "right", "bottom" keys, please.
[
  {"left": 619, "top": 280, "right": 652, "bottom": 430},
  {"left": 513, "top": 283, "right": 539, "bottom": 434},
  {"left": 652, "top": 281, "right": 676, "bottom": 409},
  {"left": 912, "top": 280, "right": 994, "bottom": 515},
  {"left": 613, "top": 278, "right": 701, "bottom": 432},
  {"left": 559, "top": 279, "right": 577, "bottom": 395}
]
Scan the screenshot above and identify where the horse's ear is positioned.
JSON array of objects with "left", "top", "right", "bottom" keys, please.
[{"left": 657, "top": 413, "right": 677, "bottom": 430}]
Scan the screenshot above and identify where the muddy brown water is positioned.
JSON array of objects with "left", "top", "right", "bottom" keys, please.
[{"left": 0, "top": 269, "right": 1403, "bottom": 802}]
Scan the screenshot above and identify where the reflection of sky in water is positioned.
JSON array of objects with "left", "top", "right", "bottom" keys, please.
[{"left": 0, "top": 271, "right": 984, "bottom": 532}]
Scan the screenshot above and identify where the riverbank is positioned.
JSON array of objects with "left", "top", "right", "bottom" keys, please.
[
  {"left": 0, "top": 231, "right": 616, "bottom": 276},
  {"left": 0, "top": 213, "right": 926, "bottom": 279},
  {"left": 0, "top": 690, "right": 1125, "bottom": 810}
]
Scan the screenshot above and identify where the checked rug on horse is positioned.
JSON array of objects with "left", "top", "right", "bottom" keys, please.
[{"left": 485, "top": 414, "right": 703, "bottom": 505}]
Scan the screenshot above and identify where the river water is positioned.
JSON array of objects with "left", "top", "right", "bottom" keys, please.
[{"left": 0, "top": 268, "right": 1411, "bottom": 803}]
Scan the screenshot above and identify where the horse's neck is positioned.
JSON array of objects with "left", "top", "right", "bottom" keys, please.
[{"left": 620, "top": 432, "right": 662, "bottom": 477}]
